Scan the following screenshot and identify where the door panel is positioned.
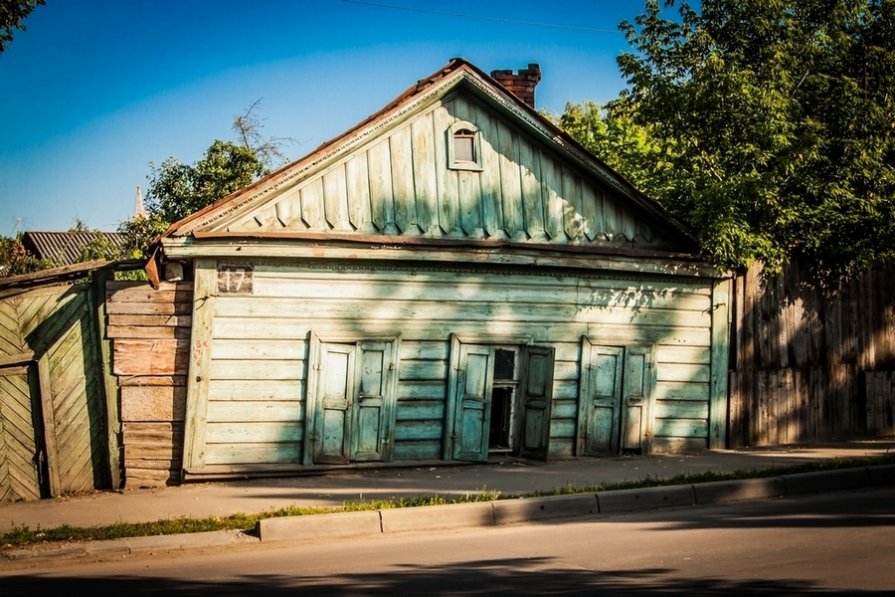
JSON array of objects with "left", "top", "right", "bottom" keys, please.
[
  {"left": 352, "top": 342, "right": 391, "bottom": 462},
  {"left": 0, "top": 366, "right": 44, "bottom": 503},
  {"left": 621, "top": 348, "right": 649, "bottom": 453},
  {"left": 518, "top": 346, "right": 555, "bottom": 460},
  {"left": 315, "top": 344, "right": 355, "bottom": 464},
  {"left": 453, "top": 345, "right": 494, "bottom": 462},
  {"left": 584, "top": 346, "right": 623, "bottom": 455}
]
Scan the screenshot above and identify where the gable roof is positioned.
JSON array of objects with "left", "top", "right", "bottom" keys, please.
[
  {"left": 158, "top": 58, "right": 699, "bottom": 258},
  {"left": 22, "top": 231, "right": 128, "bottom": 267}
]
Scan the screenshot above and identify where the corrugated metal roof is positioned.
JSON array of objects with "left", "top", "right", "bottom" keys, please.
[{"left": 21, "top": 231, "right": 128, "bottom": 267}]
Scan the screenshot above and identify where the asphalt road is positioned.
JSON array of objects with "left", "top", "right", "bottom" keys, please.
[{"left": 3, "top": 486, "right": 894, "bottom": 595}]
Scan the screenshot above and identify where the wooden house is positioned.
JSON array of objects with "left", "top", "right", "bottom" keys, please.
[{"left": 148, "top": 58, "right": 731, "bottom": 480}]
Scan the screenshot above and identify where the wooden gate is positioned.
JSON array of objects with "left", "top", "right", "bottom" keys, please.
[{"left": 0, "top": 271, "right": 113, "bottom": 503}]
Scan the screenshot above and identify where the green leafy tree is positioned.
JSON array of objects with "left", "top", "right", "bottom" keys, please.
[
  {"left": 145, "top": 140, "right": 265, "bottom": 224},
  {"left": 0, "top": 233, "right": 49, "bottom": 277},
  {"left": 560, "top": 0, "right": 895, "bottom": 285},
  {"left": 0, "top": 0, "right": 44, "bottom": 54}
]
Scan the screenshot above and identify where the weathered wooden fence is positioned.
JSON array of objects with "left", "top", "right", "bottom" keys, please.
[
  {"left": 0, "top": 265, "right": 116, "bottom": 503},
  {"left": 729, "top": 260, "right": 895, "bottom": 447},
  {"left": 107, "top": 281, "right": 192, "bottom": 488}
]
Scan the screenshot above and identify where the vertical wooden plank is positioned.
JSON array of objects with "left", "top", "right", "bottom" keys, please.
[
  {"left": 602, "top": 194, "right": 619, "bottom": 241},
  {"left": 519, "top": 141, "right": 546, "bottom": 241},
  {"left": 300, "top": 178, "right": 324, "bottom": 230},
  {"left": 367, "top": 139, "right": 398, "bottom": 234},
  {"left": 562, "top": 169, "right": 585, "bottom": 242},
  {"left": 432, "top": 103, "right": 460, "bottom": 235},
  {"left": 411, "top": 114, "right": 439, "bottom": 235},
  {"left": 476, "top": 105, "right": 503, "bottom": 238},
  {"left": 497, "top": 121, "right": 524, "bottom": 240},
  {"left": 709, "top": 278, "right": 731, "bottom": 449},
  {"left": 390, "top": 126, "right": 420, "bottom": 235},
  {"left": 346, "top": 152, "right": 374, "bottom": 233},
  {"left": 541, "top": 156, "right": 566, "bottom": 242},
  {"left": 94, "top": 269, "right": 120, "bottom": 490},
  {"left": 182, "top": 259, "right": 217, "bottom": 473},
  {"left": 37, "top": 354, "right": 60, "bottom": 497},
  {"left": 580, "top": 182, "right": 598, "bottom": 242},
  {"left": 323, "top": 165, "right": 351, "bottom": 231}
]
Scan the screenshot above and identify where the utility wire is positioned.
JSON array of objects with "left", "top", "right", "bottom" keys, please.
[{"left": 340, "top": 0, "right": 621, "bottom": 34}]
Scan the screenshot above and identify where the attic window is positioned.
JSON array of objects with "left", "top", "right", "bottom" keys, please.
[{"left": 448, "top": 121, "right": 483, "bottom": 171}]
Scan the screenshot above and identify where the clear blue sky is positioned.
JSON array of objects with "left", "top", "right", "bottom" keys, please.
[{"left": 0, "top": 0, "right": 655, "bottom": 234}]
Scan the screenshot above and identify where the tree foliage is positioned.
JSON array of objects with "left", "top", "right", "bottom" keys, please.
[
  {"left": 145, "top": 140, "right": 265, "bottom": 224},
  {"left": 558, "top": 0, "right": 895, "bottom": 284},
  {"left": 0, "top": 0, "right": 44, "bottom": 53},
  {"left": 0, "top": 233, "right": 49, "bottom": 277}
]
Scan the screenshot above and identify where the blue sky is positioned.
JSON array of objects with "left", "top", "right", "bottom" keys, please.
[{"left": 0, "top": 0, "right": 652, "bottom": 234}]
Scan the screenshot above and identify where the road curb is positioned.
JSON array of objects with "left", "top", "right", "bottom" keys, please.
[{"left": 692, "top": 477, "right": 785, "bottom": 505}]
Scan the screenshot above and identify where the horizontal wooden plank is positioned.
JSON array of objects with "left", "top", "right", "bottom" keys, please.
[
  {"left": 123, "top": 444, "right": 181, "bottom": 461},
  {"left": 657, "top": 345, "right": 711, "bottom": 365},
  {"left": 397, "top": 380, "right": 448, "bottom": 400},
  {"left": 650, "top": 437, "right": 707, "bottom": 453},
  {"left": 212, "top": 339, "right": 307, "bottom": 360},
  {"left": 399, "top": 341, "right": 450, "bottom": 361},
  {"left": 123, "top": 469, "right": 178, "bottom": 488},
  {"left": 205, "top": 422, "right": 303, "bottom": 444},
  {"left": 203, "top": 442, "right": 302, "bottom": 466},
  {"left": 214, "top": 296, "right": 581, "bottom": 323},
  {"left": 113, "top": 339, "right": 190, "bottom": 376},
  {"left": 393, "top": 440, "right": 441, "bottom": 460},
  {"left": 122, "top": 421, "right": 184, "bottom": 441},
  {"left": 394, "top": 420, "right": 442, "bottom": 441},
  {"left": 656, "top": 363, "right": 711, "bottom": 383},
  {"left": 654, "top": 381, "right": 710, "bottom": 401},
  {"left": 399, "top": 360, "right": 447, "bottom": 381},
  {"left": 208, "top": 379, "right": 302, "bottom": 401},
  {"left": 107, "top": 314, "right": 192, "bottom": 328},
  {"left": 118, "top": 375, "right": 186, "bottom": 387},
  {"left": 653, "top": 400, "right": 709, "bottom": 420},
  {"left": 549, "top": 419, "right": 576, "bottom": 438},
  {"left": 209, "top": 359, "right": 304, "bottom": 381},
  {"left": 207, "top": 400, "right": 303, "bottom": 423},
  {"left": 653, "top": 419, "right": 708, "bottom": 438},
  {"left": 395, "top": 400, "right": 445, "bottom": 421},
  {"left": 551, "top": 400, "right": 578, "bottom": 419},
  {"left": 106, "top": 281, "right": 192, "bottom": 303},
  {"left": 108, "top": 325, "right": 191, "bottom": 339},
  {"left": 106, "top": 301, "right": 193, "bottom": 315}
]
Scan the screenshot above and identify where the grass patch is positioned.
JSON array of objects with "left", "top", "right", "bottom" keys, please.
[{"left": 2, "top": 454, "right": 892, "bottom": 550}]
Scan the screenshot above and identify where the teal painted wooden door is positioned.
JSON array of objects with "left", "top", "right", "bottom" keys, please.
[
  {"left": 580, "top": 343, "right": 653, "bottom": 456},
  {"left": 315, "top": 343, "right": 356, "bottom": 464},
  {"left": 313, "top": 340, "right": 396, "bottom": 464},
  {"left": 351, "top": 341, "right": 395, "bottom": 462},
  {"left": 582, "top": 346, "right": 624, "bottom": 455},
  {"left": 452, "top": 345, "right": 495, "bottom": 462},
  {"left": 621, "top": 347, "right": 649, "bottom": 453},
  {"left": 517, "top": 346, "right": 555, "bottom": 460}
]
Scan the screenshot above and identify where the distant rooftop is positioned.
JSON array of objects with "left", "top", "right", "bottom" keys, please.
[{"left": 21, "top": 231, "right": 128, "bottom": 267}]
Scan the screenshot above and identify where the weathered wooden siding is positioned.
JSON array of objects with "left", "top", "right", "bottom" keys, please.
[
  {"left": 106, "top": 281, "right": 192, "bottom": 487},
  {"left": 227, "top": 94, "right": 676, "bottom": 250},
  {"left": 730, "top": 260, "right": 895, "bottom": 446},
  {"left": 184, "top": 260, "right": 717, "bottom": 472},
  {"left": 0, "top": 280, "right": 109, "bottom": 502}
]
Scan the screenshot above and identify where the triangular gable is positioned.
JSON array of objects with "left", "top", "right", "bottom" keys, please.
[{"left": 164, "top": 59, "right": 697, "bottom": 254}]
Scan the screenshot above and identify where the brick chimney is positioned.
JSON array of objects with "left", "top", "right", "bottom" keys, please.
[{"left": 490, "top": 64, "right": 542, "bottom": 108}]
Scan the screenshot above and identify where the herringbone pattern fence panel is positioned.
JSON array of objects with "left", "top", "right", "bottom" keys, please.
[{"left": 0, "top": 368, "right": 41, "bottom": 504}]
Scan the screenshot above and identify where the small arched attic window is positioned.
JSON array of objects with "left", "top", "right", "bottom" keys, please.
[{"left": 448, "top": 121, "right": 483, "bottom": 171}]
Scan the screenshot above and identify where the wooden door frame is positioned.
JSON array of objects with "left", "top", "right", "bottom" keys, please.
[
  {"left": 577, "top": 336, "right": 656, "bottom": 456},
  {"left": 443, "top": 334, "right": 533, "bottom": 461},
  {"left": 304, "top": 333, "right": 401, "bottom": 466}
]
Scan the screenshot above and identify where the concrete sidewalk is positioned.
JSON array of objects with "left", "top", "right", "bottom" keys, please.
[{"left": 2, "top": 439, "right": 894, "bottom": 564}]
